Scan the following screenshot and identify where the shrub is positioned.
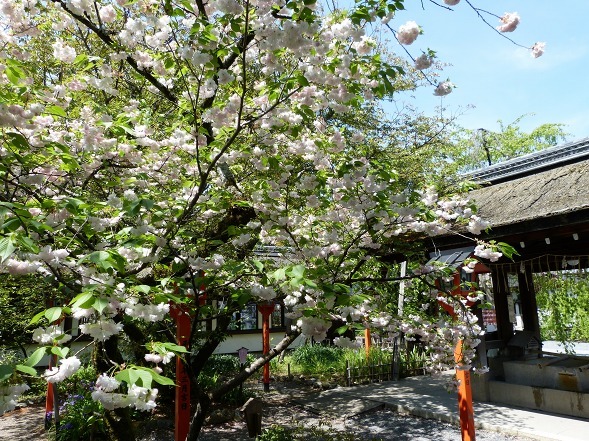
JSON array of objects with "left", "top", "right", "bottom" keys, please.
[
  {"left": 290, "top": 344, "right": 347, "bottom": 376},
  {"left": 199, "top": 354, "right": 253, "bottom": 404}
]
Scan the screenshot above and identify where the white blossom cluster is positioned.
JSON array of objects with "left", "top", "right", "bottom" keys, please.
[
  {"left": 44, "top": 356, "right": 81, "bottom": 383},
  {"left": 145, "top": 352, "right": 175, "bottom": 373},
  {"left": 91, "top": 375, "right": 158, "bottom": 411},
  {"left": 79, "top": 319, "right": 124, "bottom": 342},
  {"left": 32, "top": 325, "right": 71, "bottom": 345}
]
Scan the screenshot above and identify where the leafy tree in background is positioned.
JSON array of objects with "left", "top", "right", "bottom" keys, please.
[
  {"left": 535, "top": 272, "right": 589, "bottom": 350},
  {"left": 0, "top": 275, "right": 60, "bottom": 357},
  {"left": 0, "top": 0, "right": 542, "bottom": 439},
  {"left": 445, "top": 115, "right": 569, "bottom": 174}
]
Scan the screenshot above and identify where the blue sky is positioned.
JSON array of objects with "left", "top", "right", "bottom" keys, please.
[{"left": 385, "top": 0, "right": 589, "bottom": 142}]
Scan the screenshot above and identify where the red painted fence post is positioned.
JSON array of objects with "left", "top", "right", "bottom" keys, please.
[
  {"left": 257, "top": 303, "right": 275, "bottom": 392},
  {"left": 455, "top": 340, "right": 476, "bottom": 441},
  {"left": 170, "top": 288, "right": 192, "bottom": 441}
]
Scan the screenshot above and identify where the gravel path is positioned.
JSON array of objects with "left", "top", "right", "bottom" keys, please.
[
  {"left": 139, "top": 385, "right": 538, "bottom": 441},
  {"left": 0, "top": 405, "right": 47, "bottom": 441},
  {"left": 1, "top": 391, "right": 536, "bottom": 441}
]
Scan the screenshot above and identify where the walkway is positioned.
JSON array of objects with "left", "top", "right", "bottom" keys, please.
[{"left": 293, "top": 374, "right": 589, "bottom": 441}]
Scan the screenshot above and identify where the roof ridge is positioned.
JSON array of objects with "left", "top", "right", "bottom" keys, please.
[{"left": 466, "top": 137, "right": 589, "bottom": 184}]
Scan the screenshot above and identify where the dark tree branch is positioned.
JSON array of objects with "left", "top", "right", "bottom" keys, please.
[{"left": 50, "top": 0, "right": 178, "bottom": 104}]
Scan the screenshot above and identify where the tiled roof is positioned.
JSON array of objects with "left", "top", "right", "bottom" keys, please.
[{"left": 467, "top": 137, "right": 589, "bottom": 184}]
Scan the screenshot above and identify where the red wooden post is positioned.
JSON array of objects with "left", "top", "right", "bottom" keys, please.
[
  {"left": 45, "top": 298, "right": 59, "bottom": 430},
  {"left": 44, "top": 356, "right": 55, "bottom": 429},
  {"left": 364, "top": 328, "right": 371, "bottom": 358},
  {"left": 170, "top": 290, "right": 192, "bottom": 441},
  {"left": 257, "top": 303, "right": 275, "bottom": 392},
  {"left": 455, "top": 340, "right": 476, "bottom": 441}
]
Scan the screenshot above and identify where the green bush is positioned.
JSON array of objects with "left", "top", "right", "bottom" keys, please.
[
  {"left": 200, "top": 354, "right": 253, "bottom": 404},
  {"left": 290, "top": 344, "right": 347, "bottom": 376}
]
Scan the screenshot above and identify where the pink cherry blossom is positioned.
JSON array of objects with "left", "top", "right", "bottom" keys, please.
[
  {"left": 414, "top": 53, "right": 434, "bottom": 70},
  {"left": 531, "top": 41, "right": 546, "bottom": 58},
  {"left": 496, "top": 12, "right": 520, "bottom": 33},
  {"left": 433, "top": 81, "right": 454, "bottom": 96},
  {"left": 397, "top": 21, "right": 420, "bottom": 45}
]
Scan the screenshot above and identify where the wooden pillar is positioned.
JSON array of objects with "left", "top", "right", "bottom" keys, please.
[
  {"left": 171, "top": 292, "right": 192, "bottom": 441},
  {"left": 45, "top": 298, "right": 59, "bottom": 430},
  {"left": 258, "top": 303, "right": 275, "bottom": 392},
  {"left": 491, "top": 268, "right": 514, "bottom": 345},
  {"left": 364, "top": 328, "right": 371, "bottom": 358},
  {"left": 455, "top": 340, "right": 476, "bottom": 441},
  {"left": 44, "top": 356, "right": 56, "bottom": 430},
  {"left": 518, "top": 266, "right": 541, "bottom": 341}
]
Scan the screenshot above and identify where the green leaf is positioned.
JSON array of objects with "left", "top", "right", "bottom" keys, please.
[
  {"left": 335, "top": 325, "right": 350, "bottom": 335},
  {"left": 16, "top": 235, "right": 39, "bottom": 253},
  {"left": 5, "top": 66, "right": 25, "bottom": 85},
  {"left": 30, "top": 310, "right": 46, "bottom": 325},
  {"left": 116, "top": 367, "right": 153, "bottom": 388},
  {"left": 162, "top": 343, "right": 188, "bottom": 353},
  {"left": 135, "top": 369, "right": 153, "bottom": 388},
  {"left": 288, "top": 265, "right": 305, "bottom": 278},
  {"left": 115, "top": 369, "right": 132, "bottom": 385},
  {"left": 25, "top": 347, "right": 48, "bottom": 367},
  {"left": 71, "top": 292, "right": 95, "bottom": 309},
  {"left": 150, "top": 371, "right": 175, "bottom": 386},
  {"left": 45, "top": 306, "right": 62, "bottom": 323},
  {"left": 270, "top": 267, "right": 286, "bottom": 281},
  {"left": 252, "top": 260, "right": 264, "bottom": 272},
  {"left": 497, "top": 242, "right": 519, "bottom": 260},
  {"left": 0, "top": 365, "right": 14, "bottom": 381},
  {"left": 93, "top": 297, "right": 110, "bottom": 314},
  {"left": 16, "top": 364, "right": 37, "bottom": 376},
  {"left": 46, "top": 105, "right": 67, "bottom": 118},
  {"left": 51, "top": 346, "right": 70, "bottom": 358},
  {"left": 133, "top": 285, "right": 151, "bottom": 294},
  {"left": 6, "top": 132, "right": 29, "bottom": 150},
  {"left": 2, "top": 218, "right": 22, "bottom": 233},
  {"left": 137, "top": 367, "right": 175, "bottom": 386},
  {"left": 88, "top": 250, "right": 110, "bottom": 264},
  {"left": 0, "top": 236, "right": 15, "bottom": 262}
]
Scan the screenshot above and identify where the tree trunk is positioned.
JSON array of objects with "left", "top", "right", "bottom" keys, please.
[
  {"left": 186, "top": 393, "right": 211, "bottom": 441},
  {"left": 94, "top": 326, "right": 136, "bottom": 441},
  {"left": 105, "top": 408, "right": 136, "bottom": 441}
]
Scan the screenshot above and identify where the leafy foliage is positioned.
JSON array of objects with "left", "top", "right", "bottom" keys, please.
[
  {"left": 0, "top": 275, "right": 60, "bottom": 354},
  {"left": 535, "top": 271, "right": 589, "bottom": 349}
]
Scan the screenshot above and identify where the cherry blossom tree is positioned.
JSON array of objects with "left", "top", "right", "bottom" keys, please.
[{"left": 0, "top": 0, "right": 539, "bottom": 438}]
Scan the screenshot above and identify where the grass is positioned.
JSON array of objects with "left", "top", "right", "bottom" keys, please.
[{"left": 270, "top": 343, "right": 427, "bottom": 384}]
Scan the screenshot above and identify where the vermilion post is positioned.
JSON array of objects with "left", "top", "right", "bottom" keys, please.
[
  {"left": 455, "top": 340, "right": 476, "bottom": 441},
  {"left": 44, "top": 356, "right": 55, "bottom": 429},
  {"left": 258, "top": 303, "right": 275, "bottom": 392},
  {"left": 364, "top": 328, "right": 371, "bottom": 358},
  {"left": 171, "top": 288, "right": 192, "bottom": 441},
  {"left": 45, "top": 298, "right": 57, "bottom": 430}
]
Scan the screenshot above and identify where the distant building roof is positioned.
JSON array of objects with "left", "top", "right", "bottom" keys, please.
[
  {"left": 467, "top": 137, "right": 589, "bottom": 185},
  {"left": 469, "top": 157, "right": 589, "bottom": 229},
  {"left": 427, "top": 247, "right": 474, "bottom": 269}
]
